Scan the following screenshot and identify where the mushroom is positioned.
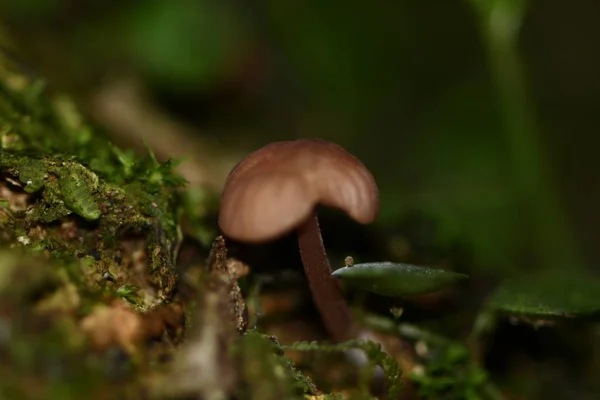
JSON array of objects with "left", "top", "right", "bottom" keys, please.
[{"left": 218, "top": 138, "right": 379, "bottom": 342}]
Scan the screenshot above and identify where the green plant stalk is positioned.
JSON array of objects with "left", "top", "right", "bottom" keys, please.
[{"left": 468, "top": 0, "right": 581, "bottom": 270}]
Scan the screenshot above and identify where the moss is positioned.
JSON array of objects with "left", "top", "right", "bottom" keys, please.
[
  {"left": 0, "top": 58, "right": 187, "bottom": 396},
  {"left": 0, "top": 250, "right": 140, "bottom": 399},
  {"left": 116, "top": 284, "right": 141, "bottom": 306},
  {"left": 0, "top": 62, "right": 185, "bottom": 311},
  {"left": 287, "top": 339, "right": 402, "bottom": 399},
  {"left": 236, "top": 330, "right": 316, "bottom": 400}
]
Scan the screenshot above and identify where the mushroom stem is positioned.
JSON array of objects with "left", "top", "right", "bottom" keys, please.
[{"left": 297, "top": 211, "right": 355, "bottom": 342}]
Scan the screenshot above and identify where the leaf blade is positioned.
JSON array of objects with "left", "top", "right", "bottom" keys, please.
[
  {"left": 488, "top": 270, "right": 600, "bottom": 321},
  {"left": 333, "top": 262, "right": 468, "bottom": 297}
]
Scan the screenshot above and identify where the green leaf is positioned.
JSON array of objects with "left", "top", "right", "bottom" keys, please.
[
  {"left": 488, "top": 270, "right": 600, "bottom": 321},
  {"left": 332, "top": 262, "right": 468, "bottom": 297}
]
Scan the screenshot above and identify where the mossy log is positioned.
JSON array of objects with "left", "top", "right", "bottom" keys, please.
[{"left": 0, "top": 56, "right": 188, "bottom": 398}]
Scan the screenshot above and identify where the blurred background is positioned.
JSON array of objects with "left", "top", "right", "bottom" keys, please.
[{"left": 1, "top": 0, "right": 599, "bottom": 398}]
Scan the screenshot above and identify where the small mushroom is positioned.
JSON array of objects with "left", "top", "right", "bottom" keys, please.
[{"left": 218, "top": 138, "right": 379, "bottom": 341}]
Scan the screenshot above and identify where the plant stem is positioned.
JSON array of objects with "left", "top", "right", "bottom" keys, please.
[
  {"left": 297, "top": 211, "right": 355, "bottom": 342},
  {"left": 467, "top": 0, "right": 581, "bottom": 270}
]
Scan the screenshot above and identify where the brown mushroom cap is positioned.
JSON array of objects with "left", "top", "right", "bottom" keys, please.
[{"left": 218, "top": 138, "right": 379, "bottom": 242}]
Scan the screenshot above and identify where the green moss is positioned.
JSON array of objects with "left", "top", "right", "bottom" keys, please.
[
  {"left": 0, "top": 53, "right": 218, "bottom": 398},
  {"left": 236, "top": 330, "right": 316, "bottom": 400},
  {"left": 0, "top": 152, "right": 103, "bottom": 222},
  {"left": 0, "top": 63, "right": 185, "bottom": 311},
  {"left": 0, "top": 250, "right": 140, "bottom": 400},
  {"left": 17, "top": 157, "right": 45, "bottom": 192},
  {"left": 287, "top": 339, "right": 402, "bottom": 399},
  {"left": 54, "top": 161, "right": 101, "bottom": 220},
  {"left": 409, "top": 343, "right": 488, "bottom": 400},
  {"left": 116, "top": 284, "right": 141, "bottom": 305}
]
